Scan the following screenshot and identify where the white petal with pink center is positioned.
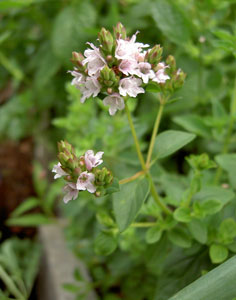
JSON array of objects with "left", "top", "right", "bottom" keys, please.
[
  {"left": 68, "top": 69, "right": 85, "bottom": 87},
  {"left": 118, "top": 59, "right": 138, "bottom": 76},
  {"left": 82, "top": 42, "right": 106, "bottom": 76},
  {"left": 133, "top": 62, "right": 155, "bottom": 84},
  {"left": 76, "top": 171, "right": 96, "bottom": 193},
  {"left": 119, "top": 77, "right": 144, "bottom": 98},
  {"left": 103, "top": 93, "right": 125, "bottom": 115},
  {"left": 80, "top": 77, "right": 101, "bottom": 103},
  {"left": 52, "top": 162, "right": 68, "bottom": 179},
  {"left": 152, "top": 62, "right": 170, "bottom": 84},
  {"left": 63, "top": 183, "right": 78, "bottom": 203},
  {"left": 85, "top": 150, "right": 104, "bottom": 171},
  {"left": 115, "top": 33, "right": 149, "bottom": 60}
]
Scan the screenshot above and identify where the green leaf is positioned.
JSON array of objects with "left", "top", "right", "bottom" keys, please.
[
  {"left": 173, "top": 115, "right": 212, "bottom": 138},
  {"left": 174, "top": 207, "right": 192, "bottom": 223},
  {"left": 51, "top": 2, "right": 96, "bottom": 64},
  {"left": 168, "top": 227, "right": 192, "bottom": 248},
  {"left": 193, "top": 186, "right": 235, "bottom": 215},
  {"left": 209, "top": 244, "right": 228, "bottom": 264},
  {"left": 10, "top": 197, "right": 40, "bottom": 217},
  {"left": 0, "top": 0, "right": 34, "bottom": 10},
  {"left": 218, "top": 218, "right": 236, "bottom": 245},
  {"left": 113, "top": 178, "right": 150, "bottom": 231},
  {"left": 187, "top": 219, "right": 207, "bottom": 244},
  {"left": 215, "top": 154, "right": 236, "bottom": 188},
  {"left": 215, "top": 154, "right": 236, "bottom": 173},
  {"left": 94, "top": 232, "right": 117, "bottom": 256},
  {"left": 6, "top": 214, "right": 53, "bottom": 227},
  {"left": 105, "top": 177, "right": 120, "bottom": 195},
  {"left": 151, "top": 0, "right": 191, "bottom": 45},
  {"left": 169, "top": 255, "right": 236, "bottom": 300},
  {"left": 153, "top": 130, "right": 196, "bottom": 160},
  {"left": 146, "top": 226, "right": 163, "bottom": 244},
  {"left": 198, "top": 199, "right": 222, "bottom": 216}
]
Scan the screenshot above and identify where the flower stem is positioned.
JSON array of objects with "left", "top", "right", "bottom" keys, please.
[
  {"left": 146, "top": 101, "right": 165, "bottom": 167},
  {"left": 131, "top": 222, "right": 156, "bottom": 228},
  {"left": 125, "top": 104, "right": 172, "bottom": 215},
  {"left": 124, "top": 104, "right": 147, "bottom": 171},
  {"left": 119, "top": 170, "right": 145, "bottom": 184}
]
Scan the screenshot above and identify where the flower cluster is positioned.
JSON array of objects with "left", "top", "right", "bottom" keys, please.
[
  {"left": 52, "top": 141, "right": 113, "bottom": 203},
  {"left": 69, "top": 23, "right": 186, "bottom": 116}
]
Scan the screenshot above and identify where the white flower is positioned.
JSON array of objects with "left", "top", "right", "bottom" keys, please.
[
  {"left": 103, "top": 93, "right": 125, "bottom": 115},
  {"left": 52, "top": 163, "right": 68, "bottom": 179},
  {"left": 152, "top": 62, "right": 170, "bottom": 84},
  {"left": 80, "top": 77, "right": 101, "bottom": 103},
  {"left": 85, "top": 150, "right": 104, "bottom": 171},
  {"left": 68, "top": 69, "right": 86, "bottom": 87},
  {"left": 76, "top": 171, "right": 96, "bottom": 193},
  {"left": 118, "top": 59, "right": 138, "bottom": 76},
  {"left": 133, "top": 62, "right": 155, "bottom": 84},
  {"left": 82, "top": 42, "right": 106, "bottom": 76},
  {"left": 119, "top": 77, "right": 144, "bottom": 97},
  {"left": 63, "top": 183, "right": 78, "bottom": 203},
  {"left": 115, "top": 33, "right": 149, "bottom": 60}
]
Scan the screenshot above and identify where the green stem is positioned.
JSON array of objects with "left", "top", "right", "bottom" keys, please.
[
  {"left": 131, "top": 222, "right": 156, "bottom": 228},
  {"left": 0, "top": 266, "right": 25, "bottom": 300},
  {"left": 124, "top": 104, "right": 147, "bottom": 171},
  {"left": 214, "top": 77, "right": 236, "bottom": 184},
  {"left": 125, "top": 104, "right": 172, "bottom": 216},
  {"left": 146, "top": 102, "right": 165, "bottom": 166}
]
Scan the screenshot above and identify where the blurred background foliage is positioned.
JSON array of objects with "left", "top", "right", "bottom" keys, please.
[{"left": 1, "top": 0, "right": 236, "bottom": 299}]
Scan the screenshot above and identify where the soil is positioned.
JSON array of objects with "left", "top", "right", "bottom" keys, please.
[{"left": 0, "top": 138, "right": 37, "bottom": 240}]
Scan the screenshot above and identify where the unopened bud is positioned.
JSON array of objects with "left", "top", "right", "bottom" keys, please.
[
  {"left": 113, "top": 22, "right": 126, "bottom": 39},
  {"left": 74, "top": 167, "right": 81, "bottom": 175},
  {"left": 107, "top": 88, "right": 113, "bottom": 94},
  {"left": 166, "top": 55, "right": 176, "bottom": 72},
  {"left": 95, "top": 191, "right": 101, "bottom": 197},
  {"left": 58, "top": 152, "right": 68, "bottom": 165},
  {"left": 106, "top": 55, "right": 113, "bottom": 62},
  {"left": 147, "top": 45, "right": 163, "bottom": 65},
  {"left": 98, "top": 28, "right": 114, "bottom": 54}
]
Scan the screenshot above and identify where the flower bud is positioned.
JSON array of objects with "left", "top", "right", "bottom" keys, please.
[
  {"left": 173, "top": 69, "right": 186, "bottom": 89},
  {"left": 113, "top": 22, "right": 126, "bottom": 39},
  {"left": 147, "top": 45, "right": 163, "bottom": 65},
  {"left": 166, "top": 55, "right": 176, "bottom": 73},
  {"left": 99, "top": 66, "right": 118, "bottom": 88},
  {"left": 58, "top": 152, "right": 69, "bottom": 165},
  {"left": 71, "top": 52, "right": 85, "bottom": 72},
  {"left": 98, "top": 28, "right": 114, "bottom": 54}
]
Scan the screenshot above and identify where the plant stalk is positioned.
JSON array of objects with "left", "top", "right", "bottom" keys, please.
[
  {"left": 146, "top": 102, "right": 165, "bottom": 167},
  {"left": 125, "top": 104, "right": 172, "bottom": 215}
]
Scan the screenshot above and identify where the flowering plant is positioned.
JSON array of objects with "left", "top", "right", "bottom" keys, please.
[{"left": 51, "top": 22, "right": 236, "bottom": 300}]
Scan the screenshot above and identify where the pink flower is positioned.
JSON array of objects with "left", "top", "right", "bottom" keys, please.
[
  {"left": 80, "top": 77, "right": 101, "bottom": 103},
  {"left": 115, "top": 33, "right": 149, "bottom": 60},
  {"left": 119, "top": 77, "right": 144, "bottom": 97},
  {"left": 103, "top": 93, "right": 125, "bottom": 115},
  {"left": 118, "top": 59, "right": 138, "bottom": 76},
  {"left": 63, "top": 183, "right": 78, "bottom": 203},
  {"left": 133, "top": 62, "right": 155, "bottom": 84},
  {"left": 85, "top": 150, "right": 104, "bottom": 171},
  {"left": 52, "top": 163, "right": 68, "bottom": 179},
  {"left": 69, "top": 69, "right": 85, "bottom": 87},
  {"left": 76, "top": 171, "right": 96, "bottom": 193},
  {"left": 152, "top": 62, "right": 170, "bottom": 84},
  {"left": 82, "top": 43, "right": 106, "bottom": 76}
]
